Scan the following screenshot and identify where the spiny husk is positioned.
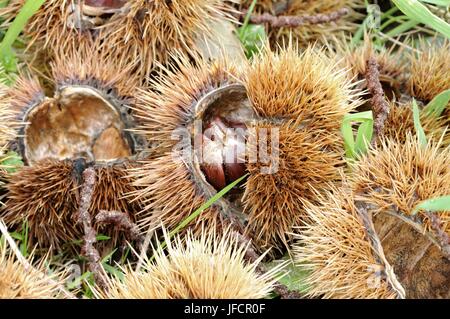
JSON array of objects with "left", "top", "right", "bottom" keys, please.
[
  {"left": 407, "top": 39, "right": 450, "bottom": 140},
  {"left": 128, "top": 55, "right": 241, "bottom": 232},
  {"left": 51, "top": 37, "right": 141, "bottom": 99},
  {"left": 104, "top": 0, "right": 239, "bottom": 73},
  {"left": 130, "top": 45, "right": 359, "bottom": 254},
  {"left": 95, "top": 228, "right": 282, "bottom": 299},
  {"left": 0, "top": 80, "right": 16, "bottom": 149},
  {"left": 2, "top": 74, "right": 44, "bottom": 122},
  {"left": 131, "top": 54, "right": 241, "bottom": 155},
  {"left": 3, "top": 37, "right": 140, "bottom": 128},
  {"left": 0, "top": 146, "right": 7, "bottom": 175},
  {"left": 3, "top": 160, "right": 78, "bottom": 249},
  {"left": 2, "top": 160, "right": 141, "bottom": 249},
  {"left": 245, "top": 44, "right": 359, "bottom": 125},
  {"left": 241, "top": 0, "right": 365, "bottom": 47},
  {"left": 0, "top": 38, "right": 142, "bottom": 161},
  {"left": 293, "top": 188, "right": 401, "bottom": 299},
  {"left": 242, "top": 45, "right": 359, "bottom": 252},
  {"left": 0, "top": 146, "right": 9, "bottom": 204},
  {"left": 1, "top": 1, "right": 81, "bottom": 51},
  {"left": 350, "top": 135, "right": 450, "bottom": 234},
  {"left": 1, "top": 36, "right": 142, "bottom": 159},
  {"left": 0, "top": 79, "right": 20, "bottom": 199},
  {"left": 129, "top": 153, "right": 222, "bottom": 234},
  {"left": 407, "top": 39, "right": 450, "bottom": 105},
  {"left": 384, "top": 101, "right": 448, "bottom": 146},
  {"left": 295, "top": 137, "right": 450, "bottom": 299},
  {"left": 0, "top": 39, "right": 144, "bottom": 249},
  {"left": 0, "top": 241, "right": 67, "bottom": 298},
  {"left": 2, "top": 0, "right": 239, "bottom": 77},
  {"left": 331, "top": 36, "right": 407, "bottom": 101},
  {"left": 0, "top": 72, "right": 9, "bottom": 192},
  {"left": 243, "top": 122, "right": 345, "bottom": 251}
]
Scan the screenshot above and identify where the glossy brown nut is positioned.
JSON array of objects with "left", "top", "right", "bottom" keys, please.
[
  {"left": 200, "top": 115, "right": 248, "bottom": 190},
  {"left": 201, "top": 163, "right": 226, "bottom": 190},
  {"left": 224, "top": 162, "right": 246, "bottom": 185}
]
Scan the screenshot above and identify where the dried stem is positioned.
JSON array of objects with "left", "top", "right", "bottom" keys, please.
[
  {"left": 426, "top": 211, "right": 450, "bottom": 260},
  {"left": 365, "top": 57, "right": 390, "bottom": 139},
  {"left": 135, "top": 223, "right": 155, "bottom": 272},
  {"left": 241, "top": 7, "right": 350, "bottom": 28},
  {"left": 0, "top": 219, "right": 76, "bottom": 299},
  {"left": 77, "top": 167, "right": 107, "bottom": 290},
  {"left": 355, "top": 202, "right": 406, "bottom": 298},
  {"left": 96, "top": 210, "right": 143, "bottom": 243},
  {"left": 272, "top": 283, "right": 303, "bottom": 299}
]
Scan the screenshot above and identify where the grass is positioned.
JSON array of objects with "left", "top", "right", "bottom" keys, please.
[
  {"left": 412, "top": 195, "right": 450, "bottom": 215},
  {"left": 412, "top": 99, "right": 428, "bottom": 147},
  {"left": 0, "top": 151, "right": 24, "bottom": 173},
  {"left": 149, "top": 174, "right": 248, "bottom": 262},
  {"left": 341, "top": 111, "right": 374, "bottom": 160},
  {"left": 392, "top": 0, "right": 450, "bottom": 38},
  {"left": 0, "top": 0, "right": 45, "bottom": 76},
  {"left": 237, "top": 0, "right": 267, "bottom": 58},
  {"left": 423, "top": 89, "right": 450, "bottom": 117}
]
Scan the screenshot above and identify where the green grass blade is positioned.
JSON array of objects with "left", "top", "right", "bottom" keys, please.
[
  {"left": 0, "top": 0, "right": 45, "bottom": 70},
  {"left": 392, "top": 0, "right": 450, "bottom": 38},
  {"left": 100, "top": 249, "right": 117, "bottom": 264},
  {"left": 265, "top": 256, "right": 310, "bottom": 295},
  {"left": 423, "top": 89, "right": 450, "bottom": 117},
  {"left": 412, "top": 99, "right": 428, "bottom": 147},
  {"left": 342, "top": 111, "right": 374, "bottom": 122},
  {"left": 421, "top": 0, "right": 450, "bottom": 7},
  {"left": 103, "top": 264, "right": 124, "bottom": 280},
  {"left": 0, "top": 151, "right": 24, "bottom": 173},
  {"left": 380, "top": 16, "right": 408, "bottom": 32},
  {"left": 150, "top": 174, "right": 248, "bottom": 261},
  {"left": 341, "top": 111, "right": 374, "bottom": 159},
  {"left": 352, "top": 3, "right": 386, "bottom": 46},
  {"left": 238, "top": 24, "right": 267, "bottom": 59},
  {"left": 95, "top": 234, "right": 111, "bottom": 241},
  {"left": 9, "top": 232, "right": 23, "bottom": 241},
  {"left": 412, "top": 195, "right": 450, "bottom": 215},
  {"left": 381, "top": 5, "right": 400, "bottom": 19},
  {"left": 237, "top": 0, "right": 266, "bottom": 59},
  {"left": 168, "top": 174, "right": 248, "bottom": 238},
  {"left": 385, "top": 19, "right": 420, "bottom": 37},
  {"left": 351, "top": 23, "right": 366, "bottom": 46},
  {"left": 240, "top": 0, "right": 257, "bottom": 33},
  {"left": 342, "top": 123, "right": 356, "bottom": 158},
  {"left": 19, "top": 220, "right": 28, "bottom": 257},
  {"left": 66, "top": 272, "right": 92, "bottom": 290},
  {"left": 355, "top": 120, "right": 374, "bottom": 154}
]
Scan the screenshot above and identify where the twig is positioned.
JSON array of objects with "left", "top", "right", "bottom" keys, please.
[
  {"left": 272, "top": 283, "right": 302, "bottom": 299},
  {"left": 365, "top": 57, "right": 390, "bottom": 140},
  {"left": 96, "top": 210, "right": 143, "bottom": 243},
  {"left": 355, "top": 202, "right": 406, "bottom": 298},
  {"left": 0, "top": 219, "right": 76, "bottom": 299},
  {"left": 241, "top": 7, "right": 350, "bottom": 28},
  {"left": 426, "top": 211, "right": 450, "bottom": 260},
  {"left": 76, "top": 167, "right": 107, "bottom": 290}
]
